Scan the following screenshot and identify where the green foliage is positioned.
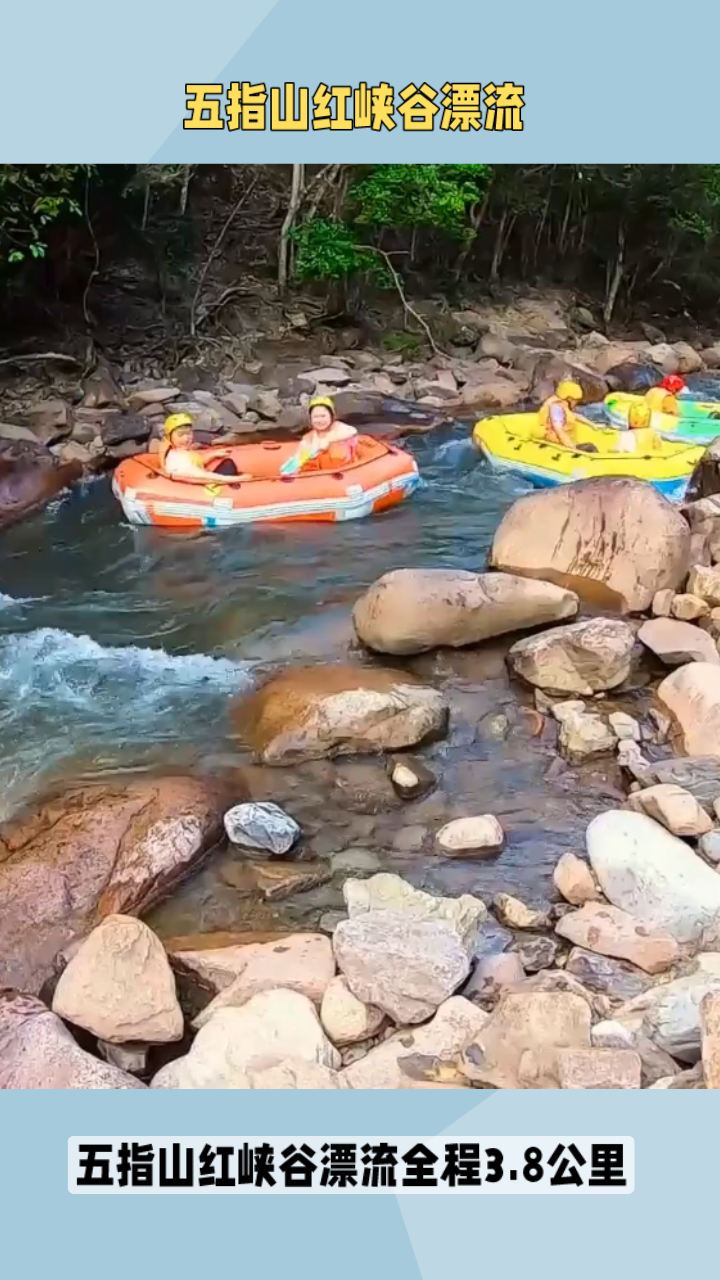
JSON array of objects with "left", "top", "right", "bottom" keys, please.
[
  {"left": 0, "top": 165, "right": 89, "bottom": 267},
  {"left": 351, "top": 164, "right": 491, "bottom": 237},
  {"left": 382, "top": 330, "right": 421, "bottom": 354},
  {"left": 290, "top": 217, "right": 379, "bottom": 283}
]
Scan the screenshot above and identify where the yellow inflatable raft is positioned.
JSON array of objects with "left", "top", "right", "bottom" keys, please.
[
  {"left": 472, "top": 413, "right": 704, "bottom": 501},
  {"left": 606, "top": 391, "right": 720, "bottom": 444}
]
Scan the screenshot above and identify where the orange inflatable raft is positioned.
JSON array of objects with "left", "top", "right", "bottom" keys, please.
[{"left": 111, "top": 435, "right": 420, "bottom": 529}]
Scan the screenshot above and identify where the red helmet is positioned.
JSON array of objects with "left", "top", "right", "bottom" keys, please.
[{"left": 660, "top": 374, "right": 685, "bottom": 394}]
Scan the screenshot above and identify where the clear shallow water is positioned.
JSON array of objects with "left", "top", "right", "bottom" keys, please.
[{"left": 0, "top": 424, "right": 635, "bottom": 926}]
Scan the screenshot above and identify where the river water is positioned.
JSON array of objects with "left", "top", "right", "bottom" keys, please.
[{"left": 0, "top": 423, "right": 631, "bottom": 937}]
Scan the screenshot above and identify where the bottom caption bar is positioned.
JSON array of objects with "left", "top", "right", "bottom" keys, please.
[{"left": 68, "top": 1137, "right": 633, "bottom": 1194}]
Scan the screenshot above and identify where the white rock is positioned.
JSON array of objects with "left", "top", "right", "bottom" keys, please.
[
  {"left": 343, "top": 872, "right": 486, "bottom": 948},
  {"left": 591, "top": 1019, "right": 636, "bottom": 1050},
  {"left": 658, "top": 663, "right": 720, "bottom": 758},
  {"left": 223, "top": 801, "right": 300, "bottom": 855},
  {"left": 587, "top": 810, "right": 720, "bottom": 944},
  {"left": 52, "top": 915, "right": 183, "bottom": 1044},
  {"left": 608, "top": 712, "right": 641, "bottom": 741},
  {"left": 507, "top": 618, "right": 636, "bottom": 695},
  {"left": 333, "top": 912, "right": 472, "bottom": 1024},
  {"left": 436, "top": 815, "right": 505, "bottom": 856},
  {"left": 190, "top": 934, "right": 336, "bottom": 1028},
  {"left": 320, "top": 975, "right": 385, "bottom": 1045},
  {"left": 638, "top": 618, "right": 720, "bottom": 667},
  {"left": 248, "top": 1059, "right": 349, "bottom": 1089},
  {"left": 151, "top": 989, "right": 340, "bottom": 1088}
]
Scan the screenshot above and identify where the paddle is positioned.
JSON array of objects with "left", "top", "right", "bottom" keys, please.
[{"left": 280, "top": 440, "right": 321, "bottom": 476}]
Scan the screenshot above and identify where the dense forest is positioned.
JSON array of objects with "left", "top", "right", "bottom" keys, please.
[{"left": 2, "top": 163, "right": 720, "bottom": 357}]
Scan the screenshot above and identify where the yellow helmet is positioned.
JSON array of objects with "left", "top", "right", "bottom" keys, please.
[
  {"left": 308, "top": 395, "right": 335, "bottom": 415},
  {"left": 628, "top": 401, "right": 652, "bottom": 429},
  {"left": 164, "top": 412, "right": 193, "bottom": 437},
  {"left": 557, "top": 380, "right": 583, "bottom": 402}
]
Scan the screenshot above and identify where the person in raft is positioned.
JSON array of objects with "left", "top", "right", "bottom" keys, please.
[
  {"left": 614, "top": 400, "right": 661, "bottom": 453},
  {"left": 159, "top": 414, "right": 250, "bottom": 483},
  {"left": 644, "top": 374, "right": 686, "bottom": 416},
  {"left": 289, "top": 396, "right": 359, "bottom": 470},
  {"left": 538, "top": 380, "right": 594, "bottom": 450}
]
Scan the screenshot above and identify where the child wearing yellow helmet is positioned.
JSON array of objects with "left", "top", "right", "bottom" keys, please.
[
  {"left": 538, "top": 381, "right": 583, "bottom": 449},
  {"left": 288, "top": 395, "right": 358, "bottom": 472},
  {"left": 159, "top": 413, "right": 250, "bottom": 483},
  {"left": 615, "top": 399, "right": 660, "bottom": 455}
]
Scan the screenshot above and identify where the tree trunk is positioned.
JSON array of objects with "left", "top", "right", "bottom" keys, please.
[
  {"left": 603, "top": 224, "right": 626, "bottom": 328},
  {"left": 278, "top": 163, "right": 305, "bottom": 293}
]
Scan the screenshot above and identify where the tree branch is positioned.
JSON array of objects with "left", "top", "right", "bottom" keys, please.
[
  {"left": 190, "top": 175, "right": 259, "bottom": 337},
  {"left": 357, "top": 245, "right": 444, "bottom": 355}
]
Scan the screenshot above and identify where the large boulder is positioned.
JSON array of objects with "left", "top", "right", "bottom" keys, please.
[
  {"left": 586, "top": 810, "right": 720, "bottom": 945},
  {"left": 0, "top": 990, "right": 145, "bottom": 1088},
  {"left": 352, "top": 569, "right": 578, "bottom": 656},
  {"left": 52, "top": 915, "right": 183, "bottom": 1044},
  {"left": 458, "top": 990, "right": 592, "bottom": 1089},
  {"left": 529, "top": 353, "right": 609, "bottom": 405},
  {"left": 231, "top": 664, "right": 448, "bottom": 763},
  {"left": 658, "top": 663, "right": 720, "bottom": 757},
  {"left": 507, "top": 617, "right": 636, "bottom": 694},
  {"left": 489, "top": 477, "right": 691, "bottom": 613},
  {"left": 0, "top": 775, "right": 230, "bottom": 994},
  {"left": 151, "top": 989, "right": 340, "bottom": 1088}
]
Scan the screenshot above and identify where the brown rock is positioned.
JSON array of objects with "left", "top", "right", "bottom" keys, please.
[
  {"left": 0, "top": 775, "right": 230, "bottom": 994},
  {"left": 82, "top": 367, "right": 126, "bottom": 410},
  {"left": 352, "top": 568, "right": 578, "bottom": 656},
  {"left": 626, "top": 783, "right": 713, "bottom": 837},
  {"left": 557, "top": 1047, "right": 641, "bottom": 1088},
  {"left": 219, "top": 858, "right": 331, "bottom": 900},
  {"left": 231, "top": 664, "right": 448, "bottom": 764},
  {"left": 0, "top": 990, "right": 145, "bottom": 1089},
  {"left": 23, "top": 399, "right": 73, "bottom": 444},
  {"left": 493, "top": 893, "right": 549, "bottom": 931},
  {"left": 490, "top": 477, "right": 691, "bottom": 612},
  {"left": 556, "top": 902, "right": 679, "bottom": 974},
  {"left": 687, "top": 564, "right": 720, "bottom": 606},
  {"left": 459, "top": 380, "right": 524, "bottom": 411},
  {"left": 0, "top": 454, "right": 82, "bottom": 530},
  {"left": 652, "top": 589, "right": 676, "bottom": 617},
  {"left": 553, "top": 852, "right": 601, "bottom": 906},
  {"left": 459, "top": 991, "right": 592, "bottom": 1089}
]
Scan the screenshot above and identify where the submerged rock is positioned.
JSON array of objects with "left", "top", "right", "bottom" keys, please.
[{"left": 231, "top": 664, "right": 448, "bottom": 763}]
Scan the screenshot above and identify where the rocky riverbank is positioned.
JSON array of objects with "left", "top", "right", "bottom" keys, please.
[
  {"left": 3, "top": 285, "right": 720, "bottom": 527},
  {"left": 3, "top": 469, "right": 720, "bottom": 1088}
]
